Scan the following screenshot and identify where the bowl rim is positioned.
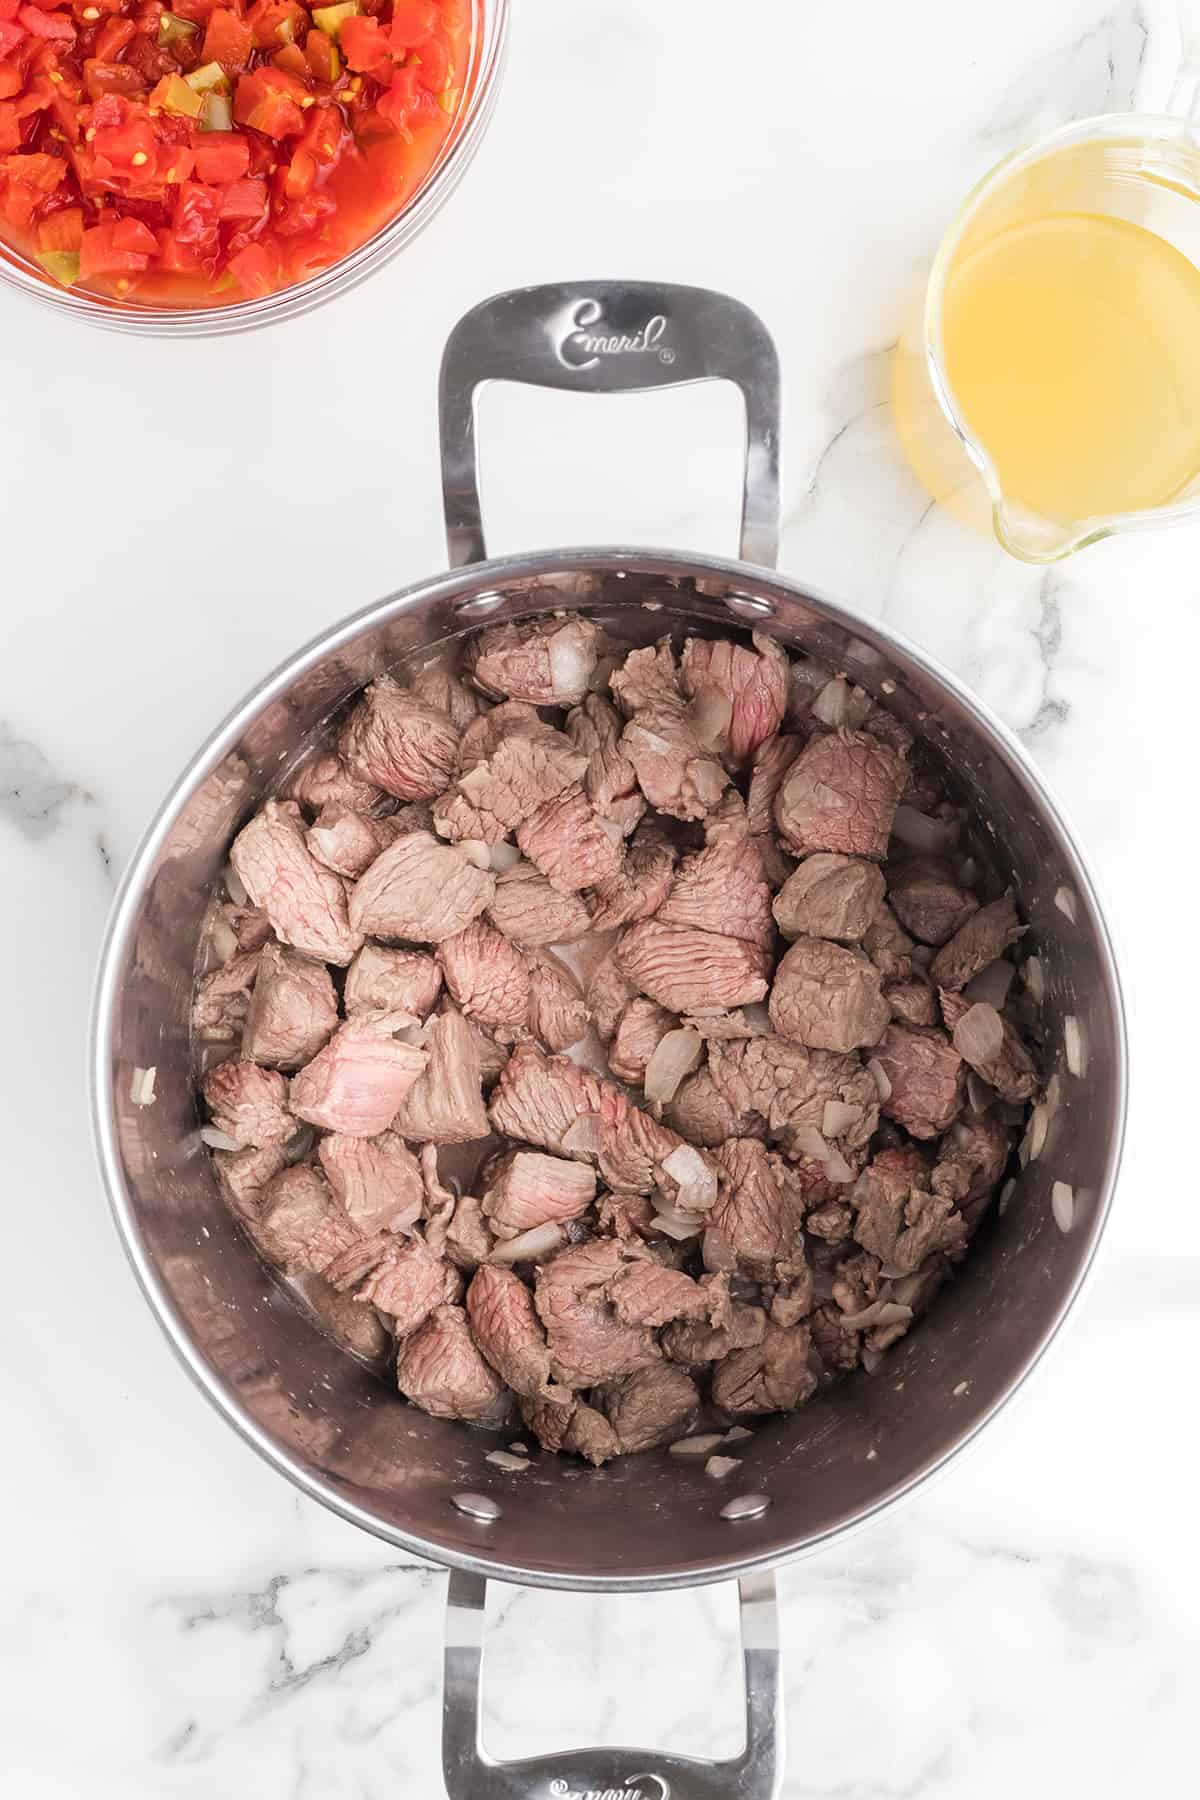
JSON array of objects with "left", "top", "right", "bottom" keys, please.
[
  {"left": 90, "top": 545, "right": 1129, "bottom": 1591},
  {"left": 0, "top": 0, "right": 510, "bottom": 337}
]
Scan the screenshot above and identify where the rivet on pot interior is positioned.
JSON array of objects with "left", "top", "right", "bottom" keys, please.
[
  {"left": 720, "top": 1492, "right": 771, "bottom": 1522},
  {"left": 451, "top": 1491, "right": 502, "bottom": 1522}
]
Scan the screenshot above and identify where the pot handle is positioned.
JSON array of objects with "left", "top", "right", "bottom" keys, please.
[
  {"left": 438, "top": 280, "right": 781, "bottom": 571},
  {"left": 442, "top": 1567, "right": 783, "bottom": 1800}
]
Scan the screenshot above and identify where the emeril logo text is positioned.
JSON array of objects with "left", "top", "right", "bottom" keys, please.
[
  {"left": 547, "top": 1776, "right": 671, "bottom": 1800},
  {"left": 556, "top": 299, "right": 676, "bottom": 371}
]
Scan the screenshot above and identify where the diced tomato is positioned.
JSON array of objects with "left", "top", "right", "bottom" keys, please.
[
  {"left": 233, "top": 64, "right": 303, "bottom": 137},
  {"left": 411, "top": 25, "right": 449, "bottom": 92},
  {"left": 190, "top": 127, "right": 245, "bottom": 181},
  {"left": 339, "top": 13, "right": 389, "bottom": 75},
  {"left": 2, "top": 147, "right": 63, "bottom": 187},
  {"left": 18, "top": 4, "right": 73, "bottom": 37},
  {"left": 92, "top": 100, "right": 157, "bottom": 168},
  {"left": 0, "top": 0, "right": 19, "bottom": 21},
  {"left": 78, "top": 209, "right": 155, "bottom": 273},
  {"left": 0, "top": 98, "right": 23, "bottom": 147},
  {"left": 280, "top": 143, "right": 311, "bottom": 194},
  {"left": 92, "top": 12, "right": 133, "bottom": 57},
  {"left": 169, "top": 0, "right": 219, "bottom": 22},
  {"left": 376, "top": 62, "right": 420, "bottom": 131},
  {"left": 36, "top": 199, "right": 81, "bottom": 246},
  {"left": 216, "top": 171, "right": 263, "bottom": 216},
  {"left": 388, "top": 0, "right": 435, "bottom": 48},
  {"left": 304, "top": 25, "right": 336, "bottom": 83},
  {"left": 245, "top": 0, "right": 303, "bottom": 49},
  {"left": 226, "top": 236, "right": 272, "bottom": 294},
  {"left": 272, "top": 39, "right": 305, "bottom": 76},
  {"left": 0, "top": 17, "right": 24, "bottom": 53},
  {"left": 298, "top": 98, "right": 342, "bottom": 163},
  {"left": 0, "top": 60, "right": 22, "bottom": 96},
  {"left": 172, "top": 172, "right": 218, "bottom": 244},
  {"left": 201, "top": 6, "right": 250, "bottom": 71},
  {"left": 84, "top": 56, "right": 146, "bottom": 99}
]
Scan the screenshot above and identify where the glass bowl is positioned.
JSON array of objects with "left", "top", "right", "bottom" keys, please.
[{"left": 0, "top": 0, "right": 509, "bottom": 338}]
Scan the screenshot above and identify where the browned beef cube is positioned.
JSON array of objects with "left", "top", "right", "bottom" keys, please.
[
  {"left": 304, "top": 1278, "right": 392, "bottom": 1360},
  {"left": 884, "top": 979, "right": 939, "bottom": 1027},
  {"left": 932, "top": 1112, "right": 1013, "bottom": 1204},
  {"left": 255, "top": 1164, "right": 360, "bottom": 1276},
  {"left": 609, "top": 1262, "right": 718, "bottom": 1328},
  {"left": 339, "top": 677, "right": 460, "bottom": 801},
  {"left": 772, "top": 853, "right": 885, "bottom": 943},
  {"left": 680, "top": 632, "right": 789, "bottom": 763},
  {"left": 433, "top": 713, "right": 586, "bottom": 844},
  {"left": 609, "top": 998, "right": 676, "bottom": 1085},
  {"left": 746, "top": 733, "right": 803, "bottom": 836},
  {"left": 667, "top": 1066, "right": 767, "bottom": 1147},
  {"left": 213, "top": 1141, "right": 289, "bottom": 1227},
  {"left": 566, "top": 693, "right": 645, "bottom": 836},
  {"left": 810, "top": 1301, "right": 861, "bottom": 1373},
  {"left": 438, "top": 920, "right": 530, "bottom": 1034},
  {"left": 466, "top": 1265, "right": 552, "bottom": 1396},
  {"left": 466, "top": 616, "right": 600, "bottom": 705},
  {"left": 521, "top": 1391, "right": 620, "bottom": 1465},
  {"left": 656, "top": 808, "right": 774, "bottom": 950},
  {"left": 706, "top": 1035, "right": 879, "bottom": 1155},
  {"left": 409, "top": 665, "right": 482, "bottom": 728},
  {"left": 305, "top": 810, "right": 403, "bottom": 879},
  {"left": 930, "top": 895, "right": 1023, "bottom": 991},
  {"left": 588, "top": 821, "right": 678, "bottom": 932},
  {"left": 616, "top": 920, "right": 770, "bottom": 1013},
  {"left": 392, "top": 1011, "right": 490, "bottom": 1144},
  {"left": 663, "top": 1302, "right": 767, "bottom": 1367},
  {"left": 290, "top": 1020, "right": 428, "bottom": 1138},
  {"left": 711, "top": 1322, "right": 817, "bottom": 1415},
  {"left": 872, "top": 1023, "right": 964, "bottom": 1138},
  {"left": 806, "top": 1201, "right": 853, "bottom": 1243},
  {"left": 397, "top": 1304, "right": 511, "bottom": 1424},
  {"left": 710, "top": 1138, "right": 806, "bottom": 1278},
  {"left": 587, "top": 952, "right": 638, "bottom": 1044},
  {"left": 850, "top": 1147, "right": 967, "bottom": 1273},
  {"left": 620, "top": 702, "right": 730, "bottom": 822},
  {"left": 482, "top": 1150, "right": 597, "bottom": 1239},
  {"left": 231, "top": 800, "right": 363, "bottom": 966},
  {"left": 862, "top": 903, "right": 916, "bottom": 980},
  {"left": 600, "top": 1363, "right": 700, "bottom": 1453},
  {"left": 526, "top": 955, "right": 589, "bottom": 1053},
  {"left": 487, "top": 862, "right": 592, "bottom": 948},
  {"left": 774, "top": 730, "right": 906, "bottom": 859},
  {"left": 349, "top": 831, "right": 495, "bottom": 945},
  {"left": 212, "top": 902, "right": 273, "bottom": 957},
  {"left": 193, "top": 949, "right": 261, "bottom": 1043},
  {"left": 610, "top": 639, "right": 682, "bottom": 713},
  {"left": 534, "top": 1239, "right": 660, "bottom": 1388},
  {"left": 331, "top": 1233, "right": 457, "bottom": 1335},
  {"left": 284, "top": 753, "right": 390, "bottom": 818},
  {"left": 317, "top": 1129, "right": 423, "bottom": 1235},
  {"left": 344, "top": 944, "right": 442, "bottom": 1020},
  {"left": 242, "top": 941, "right": 339, "bottom": 1070},
  {"left": 887, "top": 857, "right": 978, "bottom": 947},
  {"left": 769, "top": 936, "right": 890, "bottom": 1053},
  {"left": 517, "top": 784, "right": 624, "bottom": 894},
  {"left": 203, "top": 1058, "right": 293, "bottom": 1148}
]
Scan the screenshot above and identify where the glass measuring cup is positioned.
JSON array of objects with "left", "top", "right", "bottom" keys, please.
[{"left": 892, "top": 110, "right": 1200, "bottom": 561}]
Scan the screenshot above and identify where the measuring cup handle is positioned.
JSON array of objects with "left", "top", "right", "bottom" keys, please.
[{"left": 438, "top": 280, "right": 782, "bottom": 571}]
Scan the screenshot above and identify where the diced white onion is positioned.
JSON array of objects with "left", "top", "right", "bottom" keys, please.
[
  {"left": 867, "top": 1057, "right": 892, "bottom": 1101},
  {"left": 488, "top": 1222, "right": 567, "bottom": 1264},
  {"left": 486, "top": 1450, "right": 531, "bottom": 1472},
  {"left": 669, "top": 1432, "right": 725, "bottom": 1458},
  {"left": 824, "top": 1146, "right": 855, "bottom": 1184},
  {"left": 953, "top": 1002, "right": 1005, "bottom": 1065},
  {"left": 964, "top": 959, "right": 1015, "bottom": 1009},
  {"left": 651, "top": 1207, "right": 705, "bottom": 1241},
  {"left": 660, "top": 1145, "right": 718, "bottom": 1211},
  {"left": 1054, "top": 886, "right": 1078, "bottom": 924},
  {"left": 458, "top": 839, "right": 492, "bottom": 870},
  {"left": 210, "top": 919, "right": 239, "bottom": 965},
  {"left": 793, "top": 1125, "right": 830, "bottom": 1161},
  {"left": 644, "top": 1028, "right": 704, "bottom": 1104},
  {"left": 812, "top": 676, "right": 853, "bottom": 728},
  {"left": 891, "top": 805, "right": 957, "bottom": 854},
  {"left": 549, "top": 629, "right": 591, "bottom": 700},
  {"left": 1027, "top": 1102, "right": 1050, "bottom": 1162},
  {"left": 690, "top": 688, "right": 732, "bottom": 749},
  {"left": 1023, "top": 954, "right": 1045, "bottom": 1005},
  {"left": 488, "top": 841, "right": 522, "bottom": 872},
  {"left": 130, "top": 1065, "right": 157, "bottom": 1107},
  {"left": 705, "top": 1456, "right": 743, "bottom": 1480},
  {"left": 223, "top": 864, "right": 248, "bottom": 906},
  {"left": 1064, "top": 1014, "right": 1086, "bottom": 1078},
  {"left": 861, "top": 1347, "right": 883, "bottom": 1373},
  {"left": 998, "top": 1176, "right": 1017, "bottom": 1216},
  {"left": 1051, "top": 1180, "right": 1075, "bottom": 1233},
  {"left": 640, "top": 731, "right": 670, "bottom": 753},
  {"left": 822, "top": 1099, "right": 863, "bottom": 1139},
  {"left": 838, "top": 1300, "right": 914, "bottom": 1331},
  {"left": 966, "top": 1072, "right": 993, "bottom": 1115},
  {"left": 722, "top": 1425, "right": 753, "bottom": 1444},
  {"left": 200, "top": 1124, "right": 240, "bottom": 1151},
  {"left": 957, "top": 856, "right": 979, "bottom": 887}
]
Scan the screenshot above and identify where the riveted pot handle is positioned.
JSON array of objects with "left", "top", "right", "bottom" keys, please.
[
  {"left": 441, "top": 1567, "right": 783, "bottom": 1800},
  {"left": 438, "top": 280, "right": 782, "bottom": 571}
]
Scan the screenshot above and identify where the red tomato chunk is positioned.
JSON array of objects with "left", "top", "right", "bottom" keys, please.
[{"left": 0, "top": 0, "right": 466, "bottom": 306}]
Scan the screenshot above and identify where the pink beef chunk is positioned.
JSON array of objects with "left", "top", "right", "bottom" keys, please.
[
  {"left": 566, "top": 693, "right": 645, "bottom": 835},
  {"left": 306, "top": 810, "right": 404, "bottom": 879},
  {"left": 397, "top": 1304, "right": 511, "bottom": 1423},
  {"left": 466, "top": 1265, "right": 552, "bottom": 1396},
  {"left": 608, "top": 1262, "right": 717, "bottom": 1328},
  {"left": 705, "top": 1034, "right": 879, "bottom": 1155},
  {"left": 873, "top": 1023, "right": 965, "bottom": 1139},
  {"left": 438, "top": 920, "right": 531, "bottom": 1034},
  {"left": 656, "top": 815, "right": 774, "bottom": 950},
  {"left": 392, "top": 1011, "right": 490, "bottom": 1143},
  {"left": 710, "top": 1137, "right": 807, "bottom": 1278},
  {"left": 241, "top": 940, "right": 339, "bottom": 1070},
  {"left": 231, "top": 799, "right": 362, "bottom": 966},
  {"left": 534, "top": 1239, "right": 660, "bottom": 1388},
  {"left": 772, "top": 853, "right": 886, "bottom": 942},
  {"left": 192, "top": 948, "right": 261, "bottom": 1043},
  {"left": 588, "top": 822, "right": 678, "bottom": 933},
  {"left": 587, "top": 951, "right": 638, "bottom": 1044},
  {"left": 888, "top": 857, "right": 979, "bottom": 947},
  {"left": 600, "top": 1362, "right": 700, "bottom": 1453},
  {"left": 339, "top": 677, "right": 460, "bottom": 801},
  {"left": 203, "top": 1058, "right": 293, "bottom": 1148},
  {"left": 526, "top": 955, "right": 589, "bottom": 1053},
  {"left": 608, "top": 997, "right": 676, "bottom": 1085},
  {"left": 289, "top": 1019, "right": 428, "bottom": 1137},
  {"left": 746, "top": 733, "right": 803, "bottom": 836},
  {"left": 930, "top": 895, "right": 1023, "bottom": 991},
  {"left": 616, "top": 919, "right": 770, "bottom": 1013},
  {"left": 516, "top": 784, "right": 624, "bottom": 894},
  {"left": 711, "top": 1321, "right": 817, "bottom": 1415},
  {"left": 285, "top": 753, "right": 390, "bottom": 817},
  {"left": 774, "top": 729, "right": 906, "bottom": 859},
  {"left": 317, "top": 1128, "right": 424, "bottom": 1235},
  {"left": 433, "top": 714, "right": 587, "bottom": 845},
  {"left": 850, "top": 1146, "right": 967, "bottom": 1273},
  {"left": 612, "top": 641, "right": 730, "bottom": 822},
  {"left": 213, "top": 1141, "right": 289, "bottom": 1228},
  {"left": 348, "top": 831, "right": 495, "bottom": 945},
  {"left": 522, "top": 1392, "right": 620, "bottom": 1465},
  {"left": 342, "top": 1235, "right": 457, "bottom": 1335},
  {"left": 482, "top": 1150, "right": 597, "bottom": 1239},
  {"left": 344, "top": 943, "right": 442, "bottom": 1020},
  {"left": 254, "top": 1164, "right": 361, "bottom": 1276},
  {"left": 486, "top": 862, "right": 592, "bottom": 948},
  {"left": 466, "top": 616, "right": 600, "bottom": 706},
  {"left": 680, "top": 631, "right": 788, "bottom": 763},
  {"left": 768, "top": 936, "right": 891, "bottom": 1053},
  {"left": 409, "top": 664, "right": 482, "bottom": 729}
]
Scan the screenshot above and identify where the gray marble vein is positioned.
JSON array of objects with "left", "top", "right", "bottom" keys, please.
[{"left": 0, "top": 722, "right": 91, "bottom": 840}]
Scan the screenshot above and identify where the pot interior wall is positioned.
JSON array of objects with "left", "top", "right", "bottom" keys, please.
[{"left": 100, "top": 556, "right": 1123, "bottom": 1588}]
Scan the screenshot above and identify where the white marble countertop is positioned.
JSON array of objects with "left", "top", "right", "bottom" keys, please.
[{"left": 3, "top": 0, "right": 1198, "bottom": 1793}]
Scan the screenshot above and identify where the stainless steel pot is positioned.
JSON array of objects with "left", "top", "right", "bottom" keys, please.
[{"left": 91, "top": 282, "right": 1127, "bottom": 1800}]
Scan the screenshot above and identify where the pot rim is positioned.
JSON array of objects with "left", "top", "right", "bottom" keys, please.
[{"left": 90, "top": 544, "right": 1128, "bottom": 1591}]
